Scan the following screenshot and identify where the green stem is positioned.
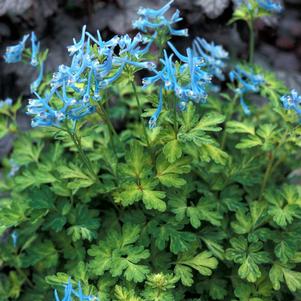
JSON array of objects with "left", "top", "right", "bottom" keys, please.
[
  {"left": 67, "top": 129, "right": 99, "bottom": 182},
  {"left": 96, "top": 104, "right": 119, "bottom": 159},
  {"left": 221, "top": 94, "right": 239, "bottom": 149},
  {"left": 16, "top": 268, "right": 35, "bottom": 289},
  {"left": 131, "top": 81, "right": 151, "bottom": 148},
  {"left": 259, "top": 152, "right": 274, "bottom": 199},
  {"left": 173, "top": 95, "right": 178, "bottom": 132},
  {"left": 96, "top": 103, "right": 118, "bottom": 137},
  {"left": 259, "top": 129, "right": 290, "bottom": 199},
  {"left": 248, "top": 20, "right": 255, "bottom": 64}
]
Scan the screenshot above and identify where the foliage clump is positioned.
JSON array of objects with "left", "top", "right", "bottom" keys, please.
[{"left": 1, "top": 1, "right": 301, "bottom": 300}]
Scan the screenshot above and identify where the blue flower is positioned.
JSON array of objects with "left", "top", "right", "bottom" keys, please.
[
  {"left": 143, "top": 43, "right": 211, "bottom": 110},
  {"left": 31, "top": 60, "right": 44, "bottom": 92},
  {"left": 0, "top": 98, "right": 13, "bottom": 109},
  {"left": 280, "top": 89, "right": 301, "bottom": 115},
  {"left": 193, "top": 37, "right": 228, "bottom": 81},
  {"left": 3, "top": 34, "right": 29, "bottom": 63},
  {"left": 54, "top": 278, "right": 98, "bottom": 301},
  {"left": 133, "top": 0, "right": 188, "bottom": 37},
  {"left": 30, "top": 32, "right": 40, "bottom": 66},
  {"left": 67, "top": 25, "right": 87, "bottom": 55},
  {"left": 229, "top": 66, "right": 264, "bottom": 115},
  {"left": 11, "top": 231, "right": 18, "bottom": 248},
  {"left": 28, "top": 26, "right": 155, "bottom": 128},
  {"left": 257, "top": 0, "right": 283, "bottom": 13},
  {"left": 137, "top": 0, "right": 173, "bottom": 18},
  {"left": 149, "top": 86, "right": 163, "bottom": 129}
]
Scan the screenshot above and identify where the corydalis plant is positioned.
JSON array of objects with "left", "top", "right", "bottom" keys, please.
[{"left": 1, "top": 1, "right": 301, "bottom": 301}]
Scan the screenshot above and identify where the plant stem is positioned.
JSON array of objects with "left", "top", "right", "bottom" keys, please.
[
  {"left": 67, "top": 129, "right": 99, "bottom": 182},
  {"left": 221, "top": 94, "right": 239, "bottom": 149},
  {"left": 131, "top": 81, "right": 151, "bottom": 148},
  {"left": 173, "top": 95, "right": 178, "bottom": 132},
  {"left": 96, "top": 103, "right": 119, "bottom": 161},
  {"left": 259, "top": 152, "right": 274, "bottom": 199},
  {"left": 16, "top": 267, "right": 35, "bottom": 288},
  {"left": 259, "top": 129, "right": 290, "bottom": 199},
  {"left": 96, "top": 103, "right": 117, "bottom": 137},
  {"left": 248, "top": 20, "right": 255, "bottom": 64}
]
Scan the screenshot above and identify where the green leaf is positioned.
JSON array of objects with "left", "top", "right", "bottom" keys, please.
[
  {"left": 236, "top": 136, "right": 263, "bottom": 149},
  {"left": 156, "top": 155, "right": 190, "bottom": 188},
  {"left": 266, "top": 187, "right": 301, "bottom": 227},
  {"left": 195, "top": 112, "right": 225, "bottom": 132},
  {"left": 151, "top": 221, "right": 196, "bottom": 254},
  {"left": 88, "top": 224, "right": 150, "bottom": 283},
  {"left": 163, "top": 139, "right": 182, "bottom": 163},
  {"left": 67, "top": 205, "right": 100, "bottom": 241},
  {"left": 226, "top": 121, "right": 255, "bottom": 135},
  {"left": 115, "top": 179, "right": 166, "bottom": 212},
  {"left": 270, "top": 263, "right": 301, "bottom": 292},
  {"left": 199, "top": 144, "right": 229, "bottom": 165},
  {"left": 28, "top": 186, "right": 56, "bottom": 209},
  {"left": 142, "top": 189, "right": 166, "bottom": 212},
  {"left": 226, "top": 237, "right": 270, "bottom": 283},
  {"left": 176, "top": 251, "right": 218, "bottom": 286},
  {"left": 21, "top": 240, "right": 58, "bottom": 269}
]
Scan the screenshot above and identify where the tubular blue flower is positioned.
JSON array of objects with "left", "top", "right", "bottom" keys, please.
[
  {"left": 0, "top": 98, "right": 13, "bottom": 109},
  {"left": 257, "top": 0, "right": 283, "bottom": 13},
  {"left": 30, "top": 32, "right": 40, "bottom": 66},
  {"left": 31, "top": 60, "right": 44, "bottom": 92},
  {"left": 229, "top": 66, "right": 264, "bottom": 115},
  {"left": 143, "top": 44, "right": 211, "bottom": 109},
  {"left": 137, "top": 0, "right": 173, "bottom": 18},
  {"left": 28, "top": 26, "right": 156, "bottom": 128},
  {"left": 280, "top": 89, "right": 301, "bottom": 115},
  {"left": 192, "top": 37, "right": 228, "bottom": 81},
  {"left": 67, "top": 25, "right": 87, "bottom": 55},
  {"left": 149, "top": 86, "right": 163, "bottom": 129},
  {"left": 11, "top": 231, "right": 18, "bottom": 248},
  {"left": 132, "top": 0, "right": 188, "bottom": 37},
  {"left": 54, "top": 278, "right": 98, "bottom": 301},
  {"left": 3, "top": 34, "right": 29, "bottom": 63}
]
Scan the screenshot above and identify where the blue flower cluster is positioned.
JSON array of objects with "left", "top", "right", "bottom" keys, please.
[
  {"left": 193, "top": 37, "right": 229, "bottom": 81},
  {"left": 0, "top": 98, "right": 13, "bottom": 109},
  {"left": 28, "top": 26, "right": 156, "bottom": 128},
  {"left": 257, "top": 0, "right": 283, "bottom": 13},
  {"left": 3, "top": 32, "right": 44, "bottom": 93},
  {"left": 281, "top": 89, "right": 301, "bottom": 116},
  {"left": 3, "top": 34, "right": 29, "bottom": 63},
  {"left": 133, "top": 0, "right": 188, "bottom": 37},
  {"left": 234, "top": 0, "right": 283, "bottom": 14},
  {"left": 143, "top": 42, "right": 212, "bottom": 127},
  {"left": 54, "top": 279, "right": 98, "bottom": 301},
  {"left": 229, "top": 66, "right": 264, "bottom": 115}
]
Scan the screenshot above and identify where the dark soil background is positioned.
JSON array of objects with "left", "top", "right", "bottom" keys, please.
[{"left": 0, "top": 0, "right": 300, "bottom": 158}]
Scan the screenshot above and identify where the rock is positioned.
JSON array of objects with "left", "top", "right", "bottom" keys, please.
[
  {"left": 276, "top": 36, "right": 295, "bottom": 50},
  {"left": 274, "top": 52, "right": 300, "bottom": 71}
]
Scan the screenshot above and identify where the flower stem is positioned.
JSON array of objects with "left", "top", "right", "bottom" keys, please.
[
  {"left": 96, "top": 103, "right": 119, "bottom": 168},
  {"left": 131, "top": 81, "right": 151, "bottom": 148},
  {"left": 96, "top": 103, "right": 117, "bottom": 137},
  {"left": 221, "top": 94, "right": 239, "bottom": 149},
  {"left": 259, "top": 152, "right": 274, "bottom": 199},
  {"left": 67, "top": 128, "right": 99, "bottom": 182},
  {"left": 259, "top": 129, "right": 290, "bottom": 199},
  {"left": 248, "top": 20, "right": 255, "bottom": 64}
]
